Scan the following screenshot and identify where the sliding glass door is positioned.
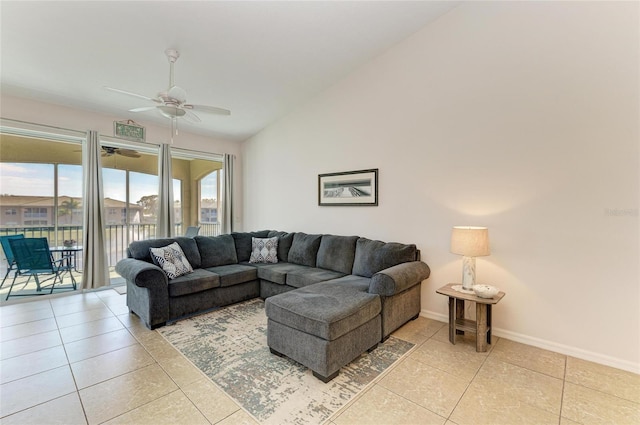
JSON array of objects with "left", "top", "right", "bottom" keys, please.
[
  {"left": 0, "top": 121, "right": 227, "bottom": 293},
  {"left": 0, "top": 129, "right": 86, "bottom": 296},
  {"left": 171, "top": 148, "right": 224, "bottom": 237}
]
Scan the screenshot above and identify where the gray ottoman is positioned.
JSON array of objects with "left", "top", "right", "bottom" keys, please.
[{"left": 265, "top": 281, "right": 382, "bottom": 382}]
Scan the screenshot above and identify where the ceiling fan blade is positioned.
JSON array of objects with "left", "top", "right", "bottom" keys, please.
[
  {"left": 129, "top": 106, "right": 158, "bottom": 113},
  {"left": 116, "top": 149, "right": 141, "bottom": 158},
  {"left": 182, "top": 109, "right": 201, "bottom": 123},
  {"left": 104, "top": 86, "right": 161, "bottom": 103},
  {"left": 184, "top": 104, "right": 231, "bottom": 116}
]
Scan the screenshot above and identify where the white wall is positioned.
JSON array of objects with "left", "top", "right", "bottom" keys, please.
[
  {"left": 242, "top": 2, "right": 639, "bottom": 372},
  {"left": 0, "top": 95, "right": 244, "bottom": 229}
]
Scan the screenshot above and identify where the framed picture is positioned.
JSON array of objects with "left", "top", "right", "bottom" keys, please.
[
  {"left": 114, "top": 120, "right": 145, "bottom": 142},
  {"left": 318, "top": 169, "right": 378, "bottom": 206}
]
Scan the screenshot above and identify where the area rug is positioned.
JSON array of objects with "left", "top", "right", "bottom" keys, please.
[{"left": 158, "top": 298, "right": 414, "bottom": 425}]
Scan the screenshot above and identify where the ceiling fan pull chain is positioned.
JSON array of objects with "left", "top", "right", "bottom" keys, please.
[{"left": 169, "top": 60, "right": 174, "bottom": 89}]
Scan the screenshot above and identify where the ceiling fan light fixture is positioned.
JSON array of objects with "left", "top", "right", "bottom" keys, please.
[
  {"left": 158, "top": 105, "right": 186, "bottom": 119},
  {"left": 167, "top": 86, "right": 187, "bottom": 103}
]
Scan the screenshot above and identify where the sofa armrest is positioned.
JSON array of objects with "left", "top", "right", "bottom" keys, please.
[
  {"left": 369, "top": 261, "right": 431, "bottom": 296},
  {"left": 115, "top": 258, "right": 169, "bottom": 289}
]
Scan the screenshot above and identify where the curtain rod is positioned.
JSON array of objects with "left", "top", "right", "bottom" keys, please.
[
  {"left": 0, "top": 117, "right": 157, "bottom": 150},
  {"left": 0, "top": 117, "right": 86, "bottom": 136},
  {"left": 1, "top": 117, "right": 225, "bottom": 161}
]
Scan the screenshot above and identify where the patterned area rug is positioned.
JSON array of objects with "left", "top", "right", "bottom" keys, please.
[{"left": 158, "top": 298, "right": 414, "bottom": 425}]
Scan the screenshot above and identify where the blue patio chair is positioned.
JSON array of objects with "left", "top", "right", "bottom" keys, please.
[
  {"left": 184, "top": 226, "right": 201, "bottom": 237},
  {"left": 0, "top": 234, "right": 24, "bottom": 289},
  {"left": 6, "top": 237, "right": 76, "bottom": 300}
]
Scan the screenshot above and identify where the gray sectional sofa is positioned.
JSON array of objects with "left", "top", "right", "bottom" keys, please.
[{"left": 115, "top": 230, "right": 430, "bottom": 381}]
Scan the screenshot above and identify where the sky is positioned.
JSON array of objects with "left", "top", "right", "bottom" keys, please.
[{"left": 0, "top": 163, "right": 182, "bottom": 203}]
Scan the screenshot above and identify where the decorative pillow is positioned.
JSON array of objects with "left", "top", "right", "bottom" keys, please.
[
  {"left": 249, "top": 237, "right": 279, "bottom": 264},
  {"left": 149, "top": 242, "right": 194, "bottom": 279}
]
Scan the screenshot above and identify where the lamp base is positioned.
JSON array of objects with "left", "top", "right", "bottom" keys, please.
[{"left": 461, "top": 255, "right": 476, "bottom": 290}]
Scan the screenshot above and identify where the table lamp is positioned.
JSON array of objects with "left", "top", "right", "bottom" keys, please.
[{"left": 450, "top": 226, "right": 490, "bottom": 292}]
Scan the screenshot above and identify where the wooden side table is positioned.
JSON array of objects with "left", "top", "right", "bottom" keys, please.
[{"left": 436, "top": 283, "right": 505, "bottom": 352}]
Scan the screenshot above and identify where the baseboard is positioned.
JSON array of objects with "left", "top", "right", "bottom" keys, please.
[{"left": 421, "top": 309, "right": 640, "bottom": 375}]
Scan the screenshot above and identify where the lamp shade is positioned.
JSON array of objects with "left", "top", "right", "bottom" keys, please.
[{"left": 450, "top": 226, "right": 490, "bottom": 257}]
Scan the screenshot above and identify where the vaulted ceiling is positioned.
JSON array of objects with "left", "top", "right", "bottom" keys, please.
[{"left": 1, "top": 1, "right": 458, "bottom": 141}]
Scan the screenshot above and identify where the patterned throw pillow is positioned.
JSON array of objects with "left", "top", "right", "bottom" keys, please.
[
  {"left": 249, "top": 237, "right": 279, "bottom": 264},
  {"left": 149, "top": 242, "right": 194, "bottom": 279}
]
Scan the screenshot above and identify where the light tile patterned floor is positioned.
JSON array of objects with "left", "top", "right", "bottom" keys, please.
[{"left": 1, "top": 289, "right": 639, "bottom": 425}]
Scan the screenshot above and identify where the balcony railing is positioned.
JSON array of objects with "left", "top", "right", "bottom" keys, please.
[{"left": 0, "top": 222, "right": 222, "bottom": 272}]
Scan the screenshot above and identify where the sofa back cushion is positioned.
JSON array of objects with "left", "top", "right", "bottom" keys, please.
[
  {"left": 288, "top": 232, "right": 322, "bottom": 267},
  {"left": 231, "top": 230, "right": 271, "bottom": 262},
  {"left": 316, "top": 234, "right": 359, "bottom": 274},
  {"left": 267, "top": 231, "right": 295, "bottom": 262},
  {"left": 352, "top": 238, "right": 417, "bottom": 278},
  {"left": 195, "top": 234, "right": 238, "bottom": 268},
  {"left": 128, "top": 237, "right": 202, "bottom": 269}
]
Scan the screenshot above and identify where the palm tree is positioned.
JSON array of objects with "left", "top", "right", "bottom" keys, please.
[{"left": 58, "top": 198, "right": 81, "bottom": 224}]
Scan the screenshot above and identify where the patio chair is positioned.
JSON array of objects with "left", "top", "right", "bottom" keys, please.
[
  {"left": 0, "top": 234, "right": 24, "bottom": 289},
  {"left": 6, "top": 237, "right": 76, "bottom": 300},
  {"left": 184, "top": 226, "right": 201, "bottom": 237}
]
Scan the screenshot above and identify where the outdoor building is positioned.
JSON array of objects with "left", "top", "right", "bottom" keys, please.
[{"left": 0, "top": 195, "right": 143, "bottom": 227}]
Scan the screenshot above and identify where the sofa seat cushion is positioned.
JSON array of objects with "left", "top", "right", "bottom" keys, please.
[
  {"left": 265, "top": 282, "right": 381, "bottom": 341},
  {"left": 286, "top": 267, "right": 345, "bottom": 288},
  {"left": 168, "top": 269, "right": 220, "bottom": 297},
  {"left": 205, "top": 264, "right": 257, "bottom": 287},
  {"left": 252, "top": 262, "right": 311, "bottom": 285}
]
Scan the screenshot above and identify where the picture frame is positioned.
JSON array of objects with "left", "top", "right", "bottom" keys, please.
[
  {"left": 318, "top": 169, "right": 378, "bottom": 206},
  {"left": 114, "top": 120, "right": 145, "bottom": 142}
]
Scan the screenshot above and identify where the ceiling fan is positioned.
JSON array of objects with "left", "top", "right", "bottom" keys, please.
[
  {"left": 102, "top": 146, "right": 140, "bottom": 158},
  {"left": 104, "top": 49, "right": 230, "bottom": 126}
]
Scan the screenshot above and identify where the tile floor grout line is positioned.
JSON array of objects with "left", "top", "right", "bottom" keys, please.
[
  {"left": 0, "top": 387, "right": 81, "bottom": 422},
  {"left": 327, "top": 334, "right": 425, "bottom": 423},
  {"left": 5, "top": 299, "right": 89, "bottom": 424},
  {"left": 43, "top": 297, "right": 88, "bottom": 424},
  {"left": 0, "top": 321, "right": 59, "bottom": 343},
  {"left": 96, "top": 388, "right": 187, "bottom": 425},
  {"left": 372, "top": 329, "right": 468, "bottom": 423},
  {"left": 563, "top": 377, "right": 640, "bottom": 406},
  {"left": 558, "top": 355, "right": 568, "bottom": 425},
  {"left": 0, "top": 333, "right": 63, "bottom": 362},
  {"left": 443, "top": 335, "right": 497, "bottom": 422},
  {"left": 61, "top": 293, "right": 115, "bottom": 425},
  {"left": 370, "top": 380, "right": 450, "bottom": 424}
]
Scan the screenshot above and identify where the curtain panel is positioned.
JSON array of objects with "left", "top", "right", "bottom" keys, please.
[
  {"left": 157, "top": 143, "right": 174, "bottom": 238},
  {"left": 222, "top": 153, "right": 234, "bottom": 233},
  {"left": 81, "top": 130, "right": 110, "bottom": 289}
]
